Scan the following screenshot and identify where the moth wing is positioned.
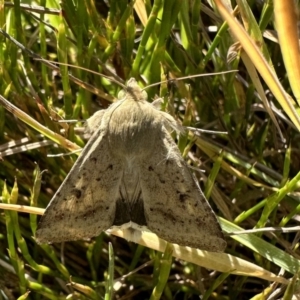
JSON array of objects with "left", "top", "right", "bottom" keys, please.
[
  {"left": 36, "top": 129, "right": 123, "bottom": 244},
  {"left": 140, "top": 128, "right": 226, "bottom": 252}
]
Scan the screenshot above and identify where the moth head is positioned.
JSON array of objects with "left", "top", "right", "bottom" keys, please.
[{"left": 118, "top": 78, "right": 148, "bottom": 102}]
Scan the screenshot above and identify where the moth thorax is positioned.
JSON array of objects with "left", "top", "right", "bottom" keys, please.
[{"left": 108, "top": 122, "right": 157, "bottom": 158}]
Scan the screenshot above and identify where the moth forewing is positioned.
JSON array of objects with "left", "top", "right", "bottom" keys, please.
[
  {"left": 35, "top": 130, "right": 123, "bottom": 243},
  {"left": 36, "top": 78, "right": 226, "bottom": 252},
  {"left": 139, "top": 126, "right": 226, "bottom": 252}
]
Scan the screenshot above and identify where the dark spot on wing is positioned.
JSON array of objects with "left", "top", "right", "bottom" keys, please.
[
  {"left": 90, "top": 157, "right": 97, "bottom": 163},
  {"left": 108, "top": 164, "right": 113, "bottom": 170},
  {"left": 179, "top": 193, "right": 189, "bottom": 202},
  {"left": 72, "top": 188, "right": 82, "bottom": 199},
  {"left": 75, "top": 208, "right": 96, "bottom": 221},
  {"left": 54, "top": 212, "right": 65, "bottom": 221},
  {"left": 159, "top": 177, "right": 165, "bottom": 184},
  {"left": 163, "top": 212, "right": 177, "bottom": 224},
  {"left": 83, "top": 209, "right": 96, "bottom": 219},
  {"left": 96, "top": 177, "right": 101, "bottom": 181},
  {"left": 148, "top": 166, "right": 154, "bottom": 171}
]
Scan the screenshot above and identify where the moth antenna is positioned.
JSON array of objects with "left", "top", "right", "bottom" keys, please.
[
  {"left": 186, "top": 127, "right": 228, "bottom": 135},
  {"left": 142, "top": 70, "right": 237, "bottom": 91}
]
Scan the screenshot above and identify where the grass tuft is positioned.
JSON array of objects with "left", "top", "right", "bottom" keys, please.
[{"left": 1, "top": 1, "right": 300, "bottom": 299}]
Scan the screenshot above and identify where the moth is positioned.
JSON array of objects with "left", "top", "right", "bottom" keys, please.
[{"left": 36, "top": 78, "right": 226, "bottom": 252}]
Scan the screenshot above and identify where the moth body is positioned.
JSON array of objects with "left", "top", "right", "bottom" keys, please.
[{"left": 36, "top": 78, "right": 226, "bottom": 252}]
